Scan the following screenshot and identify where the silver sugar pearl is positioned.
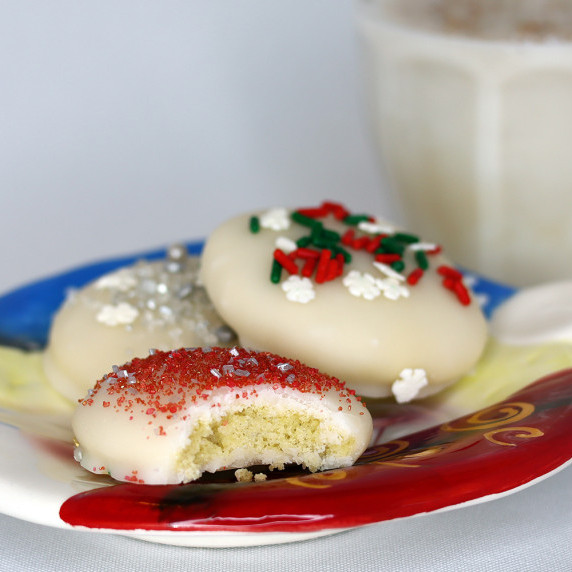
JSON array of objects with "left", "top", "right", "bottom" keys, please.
[
  {"left": 165, "top": 260, "right": 183, "bottom": 273},
  {"left": 177, "top": 284, "right": 193, "bottom": 299},
  {"left": 167, "top": 244, "right": 188, "bottom": 261}
]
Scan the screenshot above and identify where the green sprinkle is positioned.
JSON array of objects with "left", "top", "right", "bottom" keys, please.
[
  {"left": 270, "top": 259, "right": 282, "bottom": 284},
  {"left": 332, "top": 245, "right": 352, "bottom": 263},
  {"left": 321, "top": 228, "right": 341, "bottom": 242},
  {"left": 343, "top": 214, "right": 371, "bottom": 226},
  {"left": 393, "top": 232, "right": 419, "bottom": 244},
  {"left": 391, "top": 260, "right": 406, "bottom": 272},
  {"left": 415, "top": 250, "right": 429, "bottom": 270},
  {"left": 380, "top": 237, "right": 405, "bottom": 255},
  {"left": 249, "top": 216, "right": 260, "bottom": 233},
  {"left": 296, "top": 236, "right": 312, "bottom": 248},
  {"left": 312, "top": 236, "right": 339, "bottom": 250},
  {"left": 310, "top": 222, "right": 325, "bottom": 243},
  {"left": 291, "top": 211, "right": 320, "bottom": 228}
]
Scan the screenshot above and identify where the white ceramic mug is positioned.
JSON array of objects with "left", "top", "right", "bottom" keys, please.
[{"left": 356, "top": 0, "right": 572, "bottom": 286}]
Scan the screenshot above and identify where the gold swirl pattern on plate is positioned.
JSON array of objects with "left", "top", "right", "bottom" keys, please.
[
  {"left": 286, "top": 470, "right": 348, "bottom": 489},
  {"left": 484, "top": 426, "right": 544, "bottom": 446},
  {"left": 441, "top": 402, "right": 535, "bottom": 432},
  {"left": 357, "top": 440, "right": 443, "bottom": 468}
]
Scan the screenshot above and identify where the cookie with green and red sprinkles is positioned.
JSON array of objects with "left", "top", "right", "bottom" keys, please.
[
  {"left": 200, "top": 201, "right": 488, "bottom": 401},
  {"left": 72, "top": 346, "right": 373, "bottom": 484}
]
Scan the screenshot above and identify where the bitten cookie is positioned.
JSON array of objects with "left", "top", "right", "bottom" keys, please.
[{"left": 72, "top": 346, "right": 373, "bottom": 484}]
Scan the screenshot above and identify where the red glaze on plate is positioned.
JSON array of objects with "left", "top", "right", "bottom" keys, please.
[{"left": 59, "top": 367, "right": 572, "bottom": 533}]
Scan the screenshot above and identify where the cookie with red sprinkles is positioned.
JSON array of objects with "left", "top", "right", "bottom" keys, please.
[{"left": 72, "top": 346, "right": 373, "bottom": 484}]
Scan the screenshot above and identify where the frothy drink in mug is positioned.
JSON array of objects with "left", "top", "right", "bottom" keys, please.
[{"left": 357, "top": 0, "right": 572, "bottom": 286}]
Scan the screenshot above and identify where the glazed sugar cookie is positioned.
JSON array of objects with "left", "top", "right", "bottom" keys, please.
[
  {"left": 200, "top": 201, "right": 488, "bottom": 401},
  {"left": 72, "top": 347, "right": 373, "bottom": 484},
  {"left": 44, "top": 245, "right": 236, "bottom": 402}
]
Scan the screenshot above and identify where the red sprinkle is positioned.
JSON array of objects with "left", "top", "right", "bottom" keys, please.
[
  {"left": 351, "top": 236, "right": 370, "bottom": 250},
  {"left": 335, "top": 253, "right": 345, "bottom": 274},
  {"left": 442, "top": 277, "right": 457, "bottom": 291},
  {"left": 323, "top": 201, "right": 351, "bottom": 220},
  {"left": 325, "top": 257, "right": 342, "bottom": 281},
  {"left": 375, "top": 253, "right": 402, "bottom": 264},
  {"left": 437, "top": 265, "right": 463, "bottom": 281},
  {"left": 365, "top": 234, "right": 384, "bottom": 253},
  {"left": 297, "top": 206, "right": 329, "bottom": 218},
  {"left": 341, "top": 229, "right": 355, "bottom": 246},
  {"left": 453, "top": 281, "right": 471, "bottom": 306},
  {"left": 407, "top": 268, "right": 424, "bottom": 285},
  {"left": 294, "top": 247, "right": 320, "bottom": 259},
  {"left": 427, "top": 245, "right": 443, "bottom": 255},
  {"left": 80, "top": 348, "right": 364, "bottom": 416},
  {"left": 273, "top": 249, "right": 299, "bottom": 275},
  {"left": 301, "top": 257, "right": 317, "bottom": 277},
  {"left": 315, "top": 249, "right": 333, "bottom": 284}
]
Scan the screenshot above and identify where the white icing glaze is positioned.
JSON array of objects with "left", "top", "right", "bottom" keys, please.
[
  {"left": 200, "top": 209, "right": 488, "bottom": 399},
  {"left": 43, "top": 255, "right": 234, "bottom": 402},
  {"left": 491, "top": 281, "right": 572, "bottom": 345}
]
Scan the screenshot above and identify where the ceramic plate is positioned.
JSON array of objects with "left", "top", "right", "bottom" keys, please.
[{"left": 1, "top": 242, "right": 572, "bottom": 548}]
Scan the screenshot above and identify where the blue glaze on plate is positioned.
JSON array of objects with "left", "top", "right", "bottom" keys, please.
[{"left": 0, "top": 243, "right": 513, "bottom": 350}]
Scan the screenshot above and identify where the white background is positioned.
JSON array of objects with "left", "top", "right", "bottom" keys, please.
[{"left": 0, "top": 0, "right": 392, "bottom": 294}]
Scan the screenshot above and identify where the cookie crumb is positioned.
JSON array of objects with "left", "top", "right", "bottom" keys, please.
[{"left": 234, "top": 468, "right": 254, "bottom": 482}]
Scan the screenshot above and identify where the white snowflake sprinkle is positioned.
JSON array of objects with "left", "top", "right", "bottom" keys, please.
[
  {"left": 343, "top": 270, "right": 381, "bottom": 300},
  {"left": 391, "top": 368, "right": 428, "bottom": 403},
  {"left": 408, "top": 242, "right": 438, "bottom": 252},
  {"left": 357, "top": 219, "right": 396, "bottom": 235},
  {"left": 96, "top": 302, "right": 139, "bottom": 326},
  {"left": 275, "top": 236, "right": 297, "bottom": 254},
  {"left": 95, "top": 269, "right": 138, "bottom": 291},
  {"left": 73, "top": 446, "right": 83, "bottom": 462},
  {"left": 373, "top": 261, "right": 405, "bottom": 282},
  {"left": 260, "top": 208, "right": 291, "bottom": 231},
  {"left": 378, "top": 277, "right": 410, "bottom": 301},
  {"left": 281, "top": 275, "right": 315, "bottom": 303}
]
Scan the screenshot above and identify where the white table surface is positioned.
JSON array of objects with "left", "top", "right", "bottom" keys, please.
[{"left": 0, "top": 3, "right": 570, "bottom": 570}]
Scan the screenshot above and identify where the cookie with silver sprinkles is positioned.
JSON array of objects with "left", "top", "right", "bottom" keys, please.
[
  {"left": 72, "top": 346, "right": 373, "bottom": 484},
  {"left": 44, "top": 245, "right": 236, "bottom": 402}
]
